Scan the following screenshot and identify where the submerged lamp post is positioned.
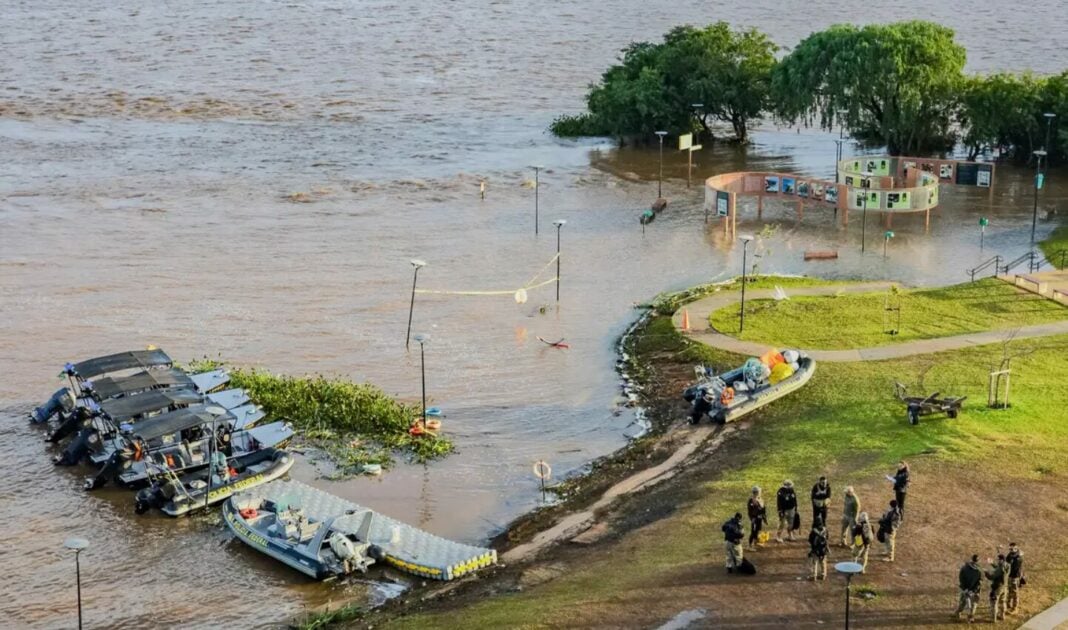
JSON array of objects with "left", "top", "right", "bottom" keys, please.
[
  {"left": 531, "top": 165, "right": 543, "bottom": 235},
  {"left": 833, "top": 139, "right": 844, "bottom": 179},
  {"left": 979, "top": 217, "right": 989, "bottom": 251},
  {"left": 64, "top": 537, "right": 89, "bottom": 630},
  {"left": 553, "top": 219, "right": 566, "bottom": 302},
  {"left": 655, "top": 130, "right": 667, "bottom": 199},
  {"left": 860, "top": 171, "right": 873, "bottom": 253},
  {"left": 1044, "top": 112, "right": 1057, "bottom": 166},
  {"left": 405, "top": 259, "right": 427, "bottom": 350},
  {"left": 883, "top": 230, "right": 895, "bottom": 259},
  {"left": 1032, "top": 150, "right": 1047, "bottom": 246},
  {"left": 414, "top": 334, "right": 429, "bottom": 430},
  {"left": 205, "top": 405, "right": 228, "bottom": 511},
  {"left": 835, "top": 561, "right": 864, "bottom": 629},
  {"left": 739, "top": 234, "right": 753, "bottom": 333}
]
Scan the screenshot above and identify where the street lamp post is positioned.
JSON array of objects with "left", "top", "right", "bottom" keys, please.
[
  {"left": 739, "top": 235, "right": 753, "bottom": 333},
  {"left": 1032, "top": 150, "right": 1047, "bottom": 246},
  {"left": 553, "top": 220, "right": 566, "bottom": 302},
  {"left": 979, "top": 217, "right": 989, "bottom": 252},
  {"left": 406, "top": 259, "right": 427, "bottom": 350},
  {"left": 835, "top": 561, "right": 864, "bottom": 629},
  {"left": 64, "top": 537, "right": 89, "bottom": 630},
  {"left": 1044, "top": 112, "right": 1057, "bottom": 165},
  {"left": 860, "top": 171, "right": 873, "bottom": 253},
  {"left": 414, "top": 334, "right": 429, "bottom": 430},
  {"left": 531, "top": 165, "right": 543, "bottom": 235},
  {"left": 833, "top": 139, "right": 844, "bottom": 180},
  {"left": 654, "top": 131, "right": 667, "bottom": 199},
  {"left": 204, "top": 405, "right": 228, "bottom": 511},
  {"left": 883, "top": 230, "right": 894, "bottom": 259}
]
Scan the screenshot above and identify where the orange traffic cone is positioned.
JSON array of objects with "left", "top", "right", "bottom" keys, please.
[{"left": 681, "top": 309, "right": 691, "bottom": 332}]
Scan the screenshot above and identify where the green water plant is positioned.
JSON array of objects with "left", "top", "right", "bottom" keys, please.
[{"left": 184, "top": 359, "right": 453, "bottom": 471}]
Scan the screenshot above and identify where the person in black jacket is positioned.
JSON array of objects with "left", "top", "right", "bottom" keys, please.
[
  {"left": 1006, "top": 542, "right": 1025, "bottom": 614},
  {"left": 890, "top": 461, "right": 910, "bottom": 521},
  {"left": 776, "top": 480, "right": 798, "bottom": 542},
  {"left": 955, "top": 554, "right": 983, "bottom": 622},
  {"left": 722, "top": 513, "right": 745, "bottom": 573},
  {"left": 808, "top": 516, "right": 829, "bottom": 581},
  {"left": 811, "top": 476, "right": 831, "bottom": 527}
]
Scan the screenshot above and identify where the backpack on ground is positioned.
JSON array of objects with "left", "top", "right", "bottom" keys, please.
[{"left": 737, "top": 557, "right": 757, "bottom": 575}]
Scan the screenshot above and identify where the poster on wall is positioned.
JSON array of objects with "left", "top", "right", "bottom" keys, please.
[
  {"left": 845, "top": 175, "right": 855, "bottom": 187},
  {"left": 886, "top": 191, "right": 910, "bottom": 209},
  {"left": 764, "top": 176, "right": 779, "bottom": 193},
  {"left": 902, "top": 160, "right": 918, "bottom": 179},
  {"left": 797, "top": 181, "right": 810, "bottom": 198},
  {"left": 812, "top": 182, "right": 825, "bottom": 200},
  {"left": 868, "top": 191, "right": 881, "bottom": 207},
  {"left": 977, "top": 167, "right": 992, "bottom": 188},
  {"left": 716, "top": 191, "right": 729, "bottom": 217},
  {"left": 939, "top": 163, "right": 954, "bottom": 181},
  {"left": 824, "top": 186, "right": 838, "bottom": 204},
  {"left": 928, "top": 186, "right": 939, "bottom": 207},
  {"left": 782, "top": 177, "right": 796, "bottom": 195},
  {"left": 955, "top": 163, "right": 980, "bottom": 186},
  {"left": 851, "top": 160, "right": 861, "bottom": 172}
]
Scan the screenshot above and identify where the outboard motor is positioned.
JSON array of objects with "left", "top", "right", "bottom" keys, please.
[{"left": 31, "top": 388, "right": 76, "bottom": 424}]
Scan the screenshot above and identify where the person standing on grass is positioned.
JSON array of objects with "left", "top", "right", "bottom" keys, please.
[
  {"left": 776, "top": 480, "right": 798, "bottom": 542},
  {"left": 1006, "top": 542, "right": 1025, "bottom": 614},
  {"left": 722, "top": 512, "right": 745, "bottom": 573},
  {"left": 747, "top": 486, "right": 768, "bottom": 551},
  {"left": 840, "top": 486, "right": 860, "bottom": 547},
  {"left": 889, "top": 461, "right": 910, "bottom": 521},
  {"left": 811, "top": 476, "right": 831, "bottom": 529},
  {"left": 955, "top": 554, "right": 982, "bottom": 623},
  {"left": 851, "top": 512, "right": 874, "bottom": 573},
  {"left": 808, "top": 516, "right": 829, "bottom": 581},
  {"left": 878, "top": 499, "right": 902, "bottom": 562},
  {"left": 986, "top": 553, "right": 1011, "bottom": 622}
]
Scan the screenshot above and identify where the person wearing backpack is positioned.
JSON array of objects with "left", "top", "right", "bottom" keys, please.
[
  {"left": 776, "top": 480, "right": 798, "bottom": 543},
  {"left": 722, "top": 512, "right": 745, "bottom": 573},
  {"left": 877, "top": 499, "right": 902, "bottom": 562},
  {"left": 811, "top": 476, "right": 832, "bottom": 529},
  {"left": 808, "top": 516, "right": 829, "bottom": 581},
  {"left": 890, "top": 461, "right": 910, "bottom": 521},
  {"left": 1006, "top": 542, "right": 1025, "bottom": 614},
  {"left": 985, "top": 553, "right": 1011, "bottom": 622},
  {"left": 955, "top": 554, "right": 983, "bottom": 623},
  {"left": 851, "top": 512, "right": 874, "bottom": 572},
  {"left": 840, "top": 486, "right": 861, "bottom": 547},
  {"left": 747, "top": 486, "right": 768, "bottom": 551}
]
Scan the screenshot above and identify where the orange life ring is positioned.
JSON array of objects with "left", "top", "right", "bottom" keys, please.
[
  {"left": 409, "top": 424, "right": 426, "bottom": 437},
  {"left": 238, "top": 507, "right": 258, "bottom": 519},
  {"left": 720, "top": 387, "right": 735, "bottom": 405}
]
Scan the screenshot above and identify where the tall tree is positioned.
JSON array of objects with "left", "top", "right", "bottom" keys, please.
[
  {"left": 958, "top": 73, "right": 1043, "bottom": 160},
  {"left": 772, "top": 21, "right": 965, "bottom": 155}
]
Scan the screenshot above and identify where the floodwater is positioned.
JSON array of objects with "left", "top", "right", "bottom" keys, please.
[{"left": 2, "top": 1, "right": 1067, "bottom": 627}]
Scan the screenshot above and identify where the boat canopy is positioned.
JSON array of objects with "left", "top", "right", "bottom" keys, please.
[
  {"left": 72, "top": 349, "right": 172, "bottom": 379},
  {"left": 90, "top": 368, "right": 194, "bottom": 399},
  {"left": 131, "top": 404, "right": 230, "bottom": 442},
  {"left": 98, "top": 389, "right": 202, "bottom": 422}
]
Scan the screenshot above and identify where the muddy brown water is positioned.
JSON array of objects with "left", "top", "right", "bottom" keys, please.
[{"left": 2, "top": 1, "right": 1067, "bottom": 627}]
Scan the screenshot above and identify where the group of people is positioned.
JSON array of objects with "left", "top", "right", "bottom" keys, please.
[
  {"left": 720, "top": 461, "right": 1029, "bottom": 623},
  {"left": 955, "top": 544, "right": 1026, "bottom": 623},
  {"left": 721, "top": 461, "right": 910, "bottom": 580}
]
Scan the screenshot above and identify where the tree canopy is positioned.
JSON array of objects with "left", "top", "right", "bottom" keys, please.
[
  {"left": 772, "top": 21, "right": 965, "bottom": 155},
  {"left": 551, "top": 22, "right": 777, "bottom": 144}
]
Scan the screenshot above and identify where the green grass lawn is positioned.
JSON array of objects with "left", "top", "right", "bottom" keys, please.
[
  {"left": 382, "top": 316, "right": 1068, "bottom": 629},
  {"left": 1040, "top": 224, "right": 1068, "bottom": 268},
  {"left": 708, "top": 278, "right": 1067, "bottom": 350}
]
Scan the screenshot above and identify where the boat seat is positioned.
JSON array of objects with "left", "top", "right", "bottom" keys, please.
[{"left": 298, "top": 520, "right": 322, "bottom": 543}]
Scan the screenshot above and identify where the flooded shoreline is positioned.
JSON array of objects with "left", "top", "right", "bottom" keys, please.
[{"left": 4, "top": 0, "right": 1068, "bottom": 627}]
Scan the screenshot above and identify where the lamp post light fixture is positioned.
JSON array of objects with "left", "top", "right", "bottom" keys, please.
[
  {"left": 552, "top": 219, "right": 566, "bottom": 302},
  {"left": 204, "top": 405, "right": 228, "bottom": 511},
  {"left": 64, "top": 537, "right": 89, "bottom": 630},
  {"left": 531, "top": 165, "right": 543, "bottom": 235},
  {"left": 860, "top": 171, "right": 873, "bottom": 253},
  {"left": 835, "top": 561, "right": 864, "bottom": 629},
  {"left": 654, "top": 131, "right": 668, "bottom": 199},
  {"left": 739, "top": 234, "right": 753, "bottom": 333},
  {"left": 1032, "top": 150, "right": 1047, "bottom": 246},
  {"left": 413, "top": 334, "right": 429, "bottom": 430},
  {"left": 405, "top": 259, "right": 427, "bottom": 350}
]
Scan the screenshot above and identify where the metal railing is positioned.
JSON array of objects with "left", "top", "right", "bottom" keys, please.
[
  {"left": 1031, "top": 249, "right": 1068, "bottom": 272},
  {"left": 1000, "top": 251, "right": 1035, "bottom": 275},
  {"left": 967, "top": 255, "right": 1002, "bottom": 282}
]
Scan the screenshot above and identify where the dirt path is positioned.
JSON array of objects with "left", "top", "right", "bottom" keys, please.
[{"left": 674, "top": 282, "right": 1068, "bottom": 361}]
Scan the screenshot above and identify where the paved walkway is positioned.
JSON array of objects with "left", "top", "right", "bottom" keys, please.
[
  {"left": 1020, "top": 597, "right": 1068, "bottom": 629},
  {"left": 672, "top": 282, "right": 1068, "bottom": 362}
]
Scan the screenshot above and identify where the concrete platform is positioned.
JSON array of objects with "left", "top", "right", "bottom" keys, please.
[{"left": 1007, "top": 269, "right": 1068, "bottom": 306}]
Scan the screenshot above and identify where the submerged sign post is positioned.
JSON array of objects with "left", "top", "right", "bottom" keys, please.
[
  {"left": 678, "top": 133, "right": 703, "bottom": 188},
  {"left": 533, "top": 460, "right": 552, "bottom": 499}
]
